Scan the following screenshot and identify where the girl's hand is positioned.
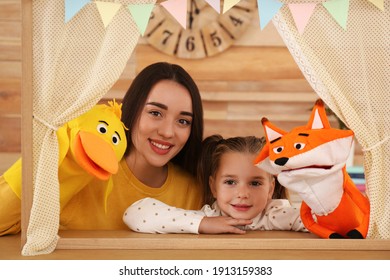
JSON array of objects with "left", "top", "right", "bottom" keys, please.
[{"left": 198, "top": 216, "right": 252, "bottom": 234}]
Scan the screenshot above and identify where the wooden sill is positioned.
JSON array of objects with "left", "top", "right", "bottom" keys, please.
[
  {"left": 57, "top": 230, "right": 390, "bottom": 251},
  {"left": 2, "top": 231, "right": 389, "bottom": 260}
]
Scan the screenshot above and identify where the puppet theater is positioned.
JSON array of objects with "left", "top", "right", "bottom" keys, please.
[{"left": 1, "top": 0, "right": 389, "bottom": 259}]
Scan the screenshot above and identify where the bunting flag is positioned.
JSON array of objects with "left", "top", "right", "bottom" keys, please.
[
  {"left": 64, "top": 0, "right": 90, "bottom": 23},
  {"left": 128, "top": 3, "right": 155, "bottom": 36},
  {"left": 160, "top": 0, "right": 187, "bottom": 29},
  {"left": 64, "top": 0, "right": 386, "bottom": 35},
  {"left": 322, "top": 0, "right": 350, "bottom": 30},
  {"left": 95, "top": 1, "right": 122, "bottom": 28},
  {"left": 368, "top": 0, "right": 384, "bottom": 10},
  {"left": 206, "top": 0, "right": 221, "bottom": 13},
  {"left": 288, "top": 3, "right": 317, "bottom": 34},
  {"left": 257, "top": 0, "right": 284, "bottom": 30},
  {"left": 223, "top": 0, "right": 240, "bottom": 14}
]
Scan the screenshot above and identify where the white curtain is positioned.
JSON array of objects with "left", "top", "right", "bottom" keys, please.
[
  {"left": 23, "top": 0, "right": 154, "bottom": 256},
  {"left": 273, "top": 0, "right": 389, "bottom": 238}
]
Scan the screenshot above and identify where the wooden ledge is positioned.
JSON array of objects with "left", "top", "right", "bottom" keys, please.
[
  {"left": 57, "top": 230, "right": 390, "bottom": 251},
  {"left": 1, "top": 232, "right": 389, "bottom": 260}
]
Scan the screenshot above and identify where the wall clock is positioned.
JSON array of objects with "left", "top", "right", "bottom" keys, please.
[{"left": 145, "top": 0, "right": 256, "bottom": 59}]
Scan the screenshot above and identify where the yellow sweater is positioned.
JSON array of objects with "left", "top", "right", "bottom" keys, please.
[
  {"left": 60, "top": 159, "right": 203, "bottom": 230},
  {"left": 0, "top": 159, "right": 203, "bottom": 234}
]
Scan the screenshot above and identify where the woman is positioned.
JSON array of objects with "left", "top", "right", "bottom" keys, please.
[
  {"left": 0, "top": 62, "right": 205, "bottom": 237},
  {"left": 0, "top": 62, "right": 204, "bottom": 235},
  {"left": 58, "top": 62, "right": 204, "bottom": 230}
]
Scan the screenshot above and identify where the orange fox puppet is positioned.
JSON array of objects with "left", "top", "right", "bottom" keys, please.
[{"left": 254, "top": 99, "right": 370, "bottom": 239}]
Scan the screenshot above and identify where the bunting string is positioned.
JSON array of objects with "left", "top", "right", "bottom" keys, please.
[{"left": 64, "top": 0, "right": 385, "bottom": 37}]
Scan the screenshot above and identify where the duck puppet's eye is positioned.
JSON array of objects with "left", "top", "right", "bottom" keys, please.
[
  {"left": 97, "top": 123, "right": 108, "bottom": 134},
  {"left": 112, "top": 133, "right": 120, "bottom": 145}
]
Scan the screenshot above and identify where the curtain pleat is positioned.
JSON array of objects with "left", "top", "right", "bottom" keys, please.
[
  {"left": 23, "top": 0, "right": 154, "bottom": 256},
  {"left": 273, "top": 0, "right": 389, "bottom": 238}
]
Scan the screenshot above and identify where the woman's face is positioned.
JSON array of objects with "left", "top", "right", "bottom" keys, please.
[
  {"left": 210, "top": 151, "right": 275, "bottom": 220},
  {"left": 131, "top": 80, "right": 193, "bottom": 168}
]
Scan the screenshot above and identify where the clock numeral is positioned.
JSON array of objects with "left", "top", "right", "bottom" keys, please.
[
  {"left": 185, "top": 36, "right": 195, "bottom": 52},
  {"left": 219, "top": 7, "right": 253, "bottom": 39},
  {"left": 145, "top": 0, "right": 255, "bottom": 59},
  {"left": 229, "top": 15, "right": 244, "bottom": 28},
  {"left": 162, "top": 30, "right": 174, "bottom": 45},
  {"left": 147, "top": 18, "right": 181, "bottom": 56},
  {"left": 201, "top": 22, "right": 234, "bottom": 57},
  {"left": 176, "top": 30, "right": 206, "bottom": 59},
  {"left": 144, "top": 6, "right": 166, "bottom": 37},
  {"left": 209, "top": 31, "right": 222, "bottom": 48}
]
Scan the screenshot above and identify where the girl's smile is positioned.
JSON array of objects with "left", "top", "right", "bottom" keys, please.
[{"left": 231, "top": 203, "right": 252, "bottom": 212}]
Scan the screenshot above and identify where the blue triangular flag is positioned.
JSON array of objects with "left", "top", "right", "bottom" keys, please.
[
  {"left": 257, "top": 0, "right": 284, "bottom": 30},
  {"left": 65, "top": 0, "right": 90, "bottom": 23}
]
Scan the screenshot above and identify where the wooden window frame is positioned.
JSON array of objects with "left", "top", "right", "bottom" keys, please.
[{"left": 20, "top": 0, "right": 390, "bottom": 258}]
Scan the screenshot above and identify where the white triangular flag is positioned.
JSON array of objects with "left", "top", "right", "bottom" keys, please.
[{"left": 206, "top": 0, "right": 220, "bottom": 13}]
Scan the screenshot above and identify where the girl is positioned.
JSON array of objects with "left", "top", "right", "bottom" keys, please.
[
  {"left": 123, "top": 135, "right": 307, "bottom": 234},
  {"left": 0, "top": 62, "right": 204, "bottom": 235}
]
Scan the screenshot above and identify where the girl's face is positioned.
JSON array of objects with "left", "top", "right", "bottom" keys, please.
[
  {"left": 210, "top": 151, "right": 275, "bottom": 220},
  {"left": 130, "top": 80, "right": 193, "bottom": 168}
]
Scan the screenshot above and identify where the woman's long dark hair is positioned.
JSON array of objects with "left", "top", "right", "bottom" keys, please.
[{"left": 121, "top": 62, "right": 203, "bottom": 176}]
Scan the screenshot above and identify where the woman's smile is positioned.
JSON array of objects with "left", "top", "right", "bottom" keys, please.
[{"left": 149, "top": 139, "right": 174, "bottom": 155}]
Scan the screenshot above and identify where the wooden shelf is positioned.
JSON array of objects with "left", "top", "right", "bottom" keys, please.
[
  {"left": 57, "top": 230, "right": 390, "bottom": 252},
  {"left": 2, "top": 231, "right": 389, "bottom": 260}
]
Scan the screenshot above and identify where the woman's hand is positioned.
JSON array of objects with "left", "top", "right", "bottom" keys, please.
[{"left": 198, "top": 216, "right": 252, "bottom": 234}]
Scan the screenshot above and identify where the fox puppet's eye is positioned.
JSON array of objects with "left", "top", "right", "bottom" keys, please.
[
  {"left": 294, "top": 143, "right": 306, "bottom": 150},
  {"left": 273, "top": 146, "right": 284, "bottom": 154}
]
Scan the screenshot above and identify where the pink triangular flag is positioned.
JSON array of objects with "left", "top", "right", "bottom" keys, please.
[
  {"left": 206, "top": 0, "right": 220, "bottom": 13},
  {"left": 161, "top": 0, "right": 187, "bottom": 29},
  {"left": 288, "top": 3, "right": 316, "bottom": 34}
]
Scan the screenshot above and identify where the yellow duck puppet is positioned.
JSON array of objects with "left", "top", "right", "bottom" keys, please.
[{"left": 0, "top": 100, "right": 127, "bottom": 235}]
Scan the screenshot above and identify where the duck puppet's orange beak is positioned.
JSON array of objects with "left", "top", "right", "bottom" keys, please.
[{"left": 74, "top": 131, "right": 119, "bottom": 181}]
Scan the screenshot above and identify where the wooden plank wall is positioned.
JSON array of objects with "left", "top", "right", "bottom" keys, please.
[
  {"left": 0, "top": 0, "right": 21, "bottom": 154},
  {"left": 0, "top": 0, "right": 363, "bottom": 174},
  {"left": 106, "top": 44, "right": 320, "bottom": 138}
]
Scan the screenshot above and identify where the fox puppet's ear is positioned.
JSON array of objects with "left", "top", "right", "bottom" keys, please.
[
  {"left": 307, "top": 99, "right": 331, "bottom": 130},
  {"left": 261, "top": 117, "right": 286, "bottom": 143},
  {"left": 253, "top": 118, "right": 286, "bottom": 166}
]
